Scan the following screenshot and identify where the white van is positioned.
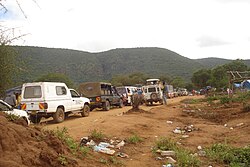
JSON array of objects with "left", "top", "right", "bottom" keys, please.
[
  {"left": 116, "top": 86, "right": 137, "bottom": 105},
  {"left": 20, "top": 82, "right": 90, "bottom": 123}
]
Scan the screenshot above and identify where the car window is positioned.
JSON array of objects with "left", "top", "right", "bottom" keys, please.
[
  {"left": 70, "top": 90, "right": 80, "bottom": 98},
  {"left": 24, "top": 86, "right": 42, "bottom": 98},
  {"left": 117, "top": 88, "right": 126, "bottom": 94},
  {"left": 0, "top": 102, "right": 10, "bottom": 111},
  {"left": 56, "top": 86, "right": 67, "bottom": 95}
]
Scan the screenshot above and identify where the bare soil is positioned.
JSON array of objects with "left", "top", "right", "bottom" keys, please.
[{"left": 1, "top": 95, "right": 249, "bottom": 167}]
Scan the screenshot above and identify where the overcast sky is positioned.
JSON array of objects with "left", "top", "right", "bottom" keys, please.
[{"left": 1, "top": 0, "right": 250, "bottom": 60}]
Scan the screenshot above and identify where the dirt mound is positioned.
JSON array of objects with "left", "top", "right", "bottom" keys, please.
[
  {"left": 0, "top": 114, "right": 79, "bottom": 167},
  {"left": 124, "top": 108, "right": 153, "bottom": 114}
]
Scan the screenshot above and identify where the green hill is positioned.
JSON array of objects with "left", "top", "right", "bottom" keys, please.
[
  {"left": 195, "top": 57, "right": 250, "bottom": 69},
  {"left": 12, "top": 46, "right": 249, "bottom": 84}
]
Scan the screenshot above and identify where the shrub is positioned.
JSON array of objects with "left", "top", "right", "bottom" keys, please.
[
  {"left": 153, "top": 137, "right": 200, "bottom": 167},
  {"left": 206, "top": 143, "right": 250, "bottom": 166},
  {"left": 220, "top": 96, "right": 230, "bottom": 104},
  {"left": 53, "top": 127, "right": 89, "bottom": 157},
  {"left": 126, "top": 134, "right": 143, "bottom": 144},
  {"left": 90, "top": 129, "right": 106, "bottom": 141}
]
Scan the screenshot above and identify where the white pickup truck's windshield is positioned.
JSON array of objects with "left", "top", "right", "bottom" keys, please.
[{"left": 23, "top": 86, "right": 42, "bottom": 98}]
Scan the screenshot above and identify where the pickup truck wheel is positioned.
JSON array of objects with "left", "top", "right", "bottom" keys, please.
[
  {"left": 30, "top": 115, "right": 41, "bottom": 124},
  {"left": 81, "top": 105, "right": 90, "bottom": 117},
  {"left": 53, "top": 108, "right": 65, "bottom": 123},
  {"left": 103, "top": 101, "right": 110, "bottom": 111}
]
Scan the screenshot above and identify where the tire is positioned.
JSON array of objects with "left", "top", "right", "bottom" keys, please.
[
  {"left": 30, "top": 115, "right": 41, "bottom": 124},
  {"left": 118, "top": 99, "right": 124, "bottom": 108},
  {"left": 81, "top": 105, "right": 90, "bottom": 117},
  {"left": 103, "top": 101, "right": 110, "bottom": 111},
  {"left": 150, "top": 93, "right": 158, "bottom": 101},
  {"left": 53, "top": 108, "right": 65, "bottom": 123}
]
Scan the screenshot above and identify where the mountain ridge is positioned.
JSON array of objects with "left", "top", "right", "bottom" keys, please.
[{"left": 12, "top": 46, "right": 250, "bottom": 84}]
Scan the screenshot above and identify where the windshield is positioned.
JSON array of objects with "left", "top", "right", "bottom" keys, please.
[
  {"left": 23, "top": 86, "right": 42, "bottom": 99},
  {"left": 116, "top": 88, "right": 126, "bottom": 94}
]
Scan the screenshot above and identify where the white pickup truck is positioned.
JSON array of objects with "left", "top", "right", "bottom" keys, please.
[{"left": 20, "top": 82, "right": 90, "bottom": 123}]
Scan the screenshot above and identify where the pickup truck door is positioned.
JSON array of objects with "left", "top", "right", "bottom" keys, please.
[
  {"left": 111, "top": 87, "right": 121, "bottom": 104},
  {"left": 70, "top": 89, "right": 83, "bottom": 111}
]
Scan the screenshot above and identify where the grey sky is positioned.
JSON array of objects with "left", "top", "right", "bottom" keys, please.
[{"left": 1, "top": 0, "right": 250, "bottom": 60}]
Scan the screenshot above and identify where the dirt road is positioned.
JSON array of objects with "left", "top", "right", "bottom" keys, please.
[{"left": 42, "top": 95, "right": 250, "bottom": 167}]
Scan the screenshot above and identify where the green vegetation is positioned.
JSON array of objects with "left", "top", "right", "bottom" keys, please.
[
  {"left": 192, "top": 60, "right": 249, "bottom": 89},
  {"left": 58, "top": 154, "right": 68, "bottom": 165},
  {"left": 220, "top": 96, "right": 230, "bottom": 104},
  {"left": 206, "top": 143, "right": 250, "bottom": 166},
  {"left": 53, "top": 127, "right": 90, "bottom": 157},
  {"left": 5, "top": 113, "right": 20, "bottom": 122},
  {"left": 243, "top": 102, "right": 250, "bottom": 112},
  {"left": 126, "top": 134, "right": 144, "bottom": 144},
  {"left": 0, "top": 44, "right": 19, "bottom": 97},
  {"left": 99, "top": 156, "right": 124, "bottom": 166},
  {"left": 1, "top": 46, "right": 249, "bottom": 95},
  {"left": 10, "top": 46, "right": 238, "bottom": 86},
  {"left": 153, "top": 137, "right": 200, "bottom": 167},
  {"left": 180, "top": 98, "right": 201, "bottom": 104},
  {"left": 89, "top": 129, "right": 106, "bottom": 141}
]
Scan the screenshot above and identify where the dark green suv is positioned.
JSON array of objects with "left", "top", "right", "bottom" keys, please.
[{"left": 78, "top": 82, "right": 123, "bottom": 111}]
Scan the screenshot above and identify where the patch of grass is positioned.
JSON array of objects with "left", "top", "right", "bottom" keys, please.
[
  {"left": 89, "top": 129, "right": 106, "bottom": 141},
  {"left": 5, "top": 113, "right": 20, "bottom": 121},
  {"left": 180, "top": 98, "right": 201, "bottom": 104},
  {"left": 243, "top": 102, "right": 250, "bottom": 112},
  {"left": 99, "top": 156, "right": 124, "bottom": 166},
  {"left": 206, "top": 143, "right": 250, "bottom": 166},
  {"left": 53, "top": 127, "right": 89, "bottom": 157},
  {"left": 58, "top": 154, "right": 68, "bottom": 165},
  {"left": 219, "top": 96, "right": 230, "bottom": 104},
  {"left": 126, "top": 134, "right": 143, "bottom": 144},
  {"left": 236, "top": 91, "right": 250, "bottom": 103},
  {"left": 78, "top": 146, "right": 91, "bottom": 157},
  {"left": 152, "top": 137, "right": 200, "bottom": 167},
  {"left": 99, "top": 158, "right": 108, "bottom": 164}
]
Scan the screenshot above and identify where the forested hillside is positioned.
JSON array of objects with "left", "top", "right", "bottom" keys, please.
[
  {"left": 12, "top": 46, "right": 248, "bottom": 84},
  {"left": 195, "top": 57, "right": 250, "bottom": 68}
]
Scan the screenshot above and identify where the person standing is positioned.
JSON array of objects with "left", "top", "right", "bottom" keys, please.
[{"left": 162, "top": 81, "right": 168, "bottom": 105}]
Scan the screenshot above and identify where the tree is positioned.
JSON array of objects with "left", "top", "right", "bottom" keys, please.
[
  {"left": 111, "top": 72, "right": 148, "bottom": 86},
  {"left": 0, "top": 44, "right": 18, "bottom": 97},
  {"left": 171, "top": 76, "right": 186, "bottom": 88},
  {"left": 35, "top": 73, "right": 75, "bottom": 88},
  {"left": 191, "top": 69, "right": 211, "bottom": 88}
]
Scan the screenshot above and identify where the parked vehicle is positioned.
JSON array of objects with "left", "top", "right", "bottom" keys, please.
[
  {"left": 78, "top": 82, "right": 123, "bottom": 111},
  {"left": 146, "top": 78, "right": 161, "bottom": 85},
  {"left": 142, "top": 84, "right": 163, "bottom": 105},
  {"left": 173, "top": 89, "right": 179, "bottom": 97},
  {"left": 21, "top": 82, "right": 90, "bottom": 124},
  {"left": 166, "top": 85, "right": 174, "bottom": 98},
  {"left": 181, "top": 88, "right": 188, "bottom": 96},
  {"left": 0, "top": 100, "right": 30, "bottom": 125},
  {"left": 116, "top": 86, "right": 137, "bottom": 105},
  {"left": 177, "top": 88, "right": 188, "bottom": 96}
]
